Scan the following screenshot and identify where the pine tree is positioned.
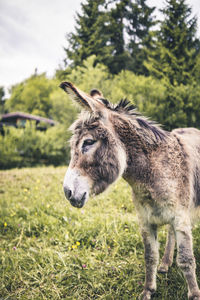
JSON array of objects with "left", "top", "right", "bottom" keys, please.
[
  {"left": 64, "top": 0, "right": 158, "bottom": 74},
  {"left": 103, "top": 0, "right": 131, "bottom": 73},
  {"left": 65, "top": 0, "right": 131, "bottom": 74},
  {"left": 145, "top": 0, "right": 199, "bottom": 85},
  {"left": 143, "top": 0, "right": 200, "bottom": 131},
  {"left": 64, "top": 0, "right": 111, "bottom": 68},
  {"left": 126, "top": 0, "right": 156, "bottom": 75}
]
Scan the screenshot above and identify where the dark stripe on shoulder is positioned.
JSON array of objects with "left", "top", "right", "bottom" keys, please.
[{"left": 194, "top": 166, "right": 200, "bottom": 207}]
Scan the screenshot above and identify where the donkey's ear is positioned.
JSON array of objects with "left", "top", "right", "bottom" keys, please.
[
  {"left": 60, "top": 81, "right": 103, "bottom": 112},
  {"left": 90, "top": 89, "right": 103, "bottom": 99}
]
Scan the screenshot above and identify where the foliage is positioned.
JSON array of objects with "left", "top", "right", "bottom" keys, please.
[
  {"left": 104, "top": 0, "right": 131, "bottom": 74},
  {"left": 0, "top": 123, "right": 70, "bottom": 169},
  {"left": 5, "top": 74, "right": 55, "bottom": 118},
  {"left": 41, "top": 124, "right": 71, "bottom": 165},
  {"left": 64, "top": 0, "right": 157, "bottom": 74},
  {"left": 192, "top": 52, "right": 200, "bottom": 83},
  {"left": 109, "top": 70, "right": 166, "bottom": 107},
  {"left": 141, "top": 0, "right": 200, "bottom": 130},
  {"left": 0, "top": 127, "right": 22, "bottom": 169},
  {"left": 145, "top": 0, "right": 200, "bottom": 85},
  {"left": 126, "top": 0, "right": 156, "bottom": 75},
  {"left": 49, "top": 89, "right": 78, "bottom": 124},
  {"left": 65, "top": 0, "right": 112, "bottom": 69},
  {"left": 1, "top": 166, "right": 200, "bottom": 299},
  {"left": 109, "top": 70, "right": 200, "bottom": 130}
]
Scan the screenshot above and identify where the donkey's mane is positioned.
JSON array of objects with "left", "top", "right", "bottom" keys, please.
[
  {"left": 98, "top": 98, "right": 138, "bottom": 115},
  {"left": 71, "top": 98, "right": 168, "bottom": 143},
  {"left": 99, "top": 98, "right": 168, "bottom": 142}
]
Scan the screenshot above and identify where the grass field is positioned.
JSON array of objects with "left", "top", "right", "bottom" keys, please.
[{"left": 1, "top": 166, "right": 200, "bottom": 299}]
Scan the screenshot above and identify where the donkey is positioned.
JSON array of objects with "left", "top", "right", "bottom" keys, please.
[{"left": 60, "top": 81, "right": 200, "bottom": 300}]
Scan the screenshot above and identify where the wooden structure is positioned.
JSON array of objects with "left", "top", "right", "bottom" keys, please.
[{"left": 0, "top": 112, "right": 57, "bottom": 131}]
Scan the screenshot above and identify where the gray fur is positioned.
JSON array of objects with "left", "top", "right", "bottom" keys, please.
[{"left": 60, "top": 82, "right": 200, "bottom": 300}]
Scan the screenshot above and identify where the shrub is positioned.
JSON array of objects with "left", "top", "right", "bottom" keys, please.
[
  {"left": 0, "top": 127, "right": 22, "bottom": 169},
  {"left": 0, "top": 123, "right": 70, "bottom": 169}
]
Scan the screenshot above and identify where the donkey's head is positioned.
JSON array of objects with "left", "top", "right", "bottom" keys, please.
[{"left": 60, "top": 82, "right": 127, "bottom": 208}]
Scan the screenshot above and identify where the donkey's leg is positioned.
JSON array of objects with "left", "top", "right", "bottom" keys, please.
[
  {"left": 158, "top": 225, "right": 175, "bottom": 273},
  {"left": 175, "top": 221, "right": 200, "bottom": 300},
  {"left": 140, "top": 224, "right": 159, "bottom": 300}
]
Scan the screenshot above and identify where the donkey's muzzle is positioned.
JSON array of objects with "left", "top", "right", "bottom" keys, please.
[
  {"left": 64, "top": 186, "right": 87, "bottom": 208},
  {"left": 63, "top": 167, "right": 90, "bottom": 208}
]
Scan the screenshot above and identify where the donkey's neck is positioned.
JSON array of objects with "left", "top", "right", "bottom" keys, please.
[{"left": 112, "top": 115, "right": 167, "bottom": 184}]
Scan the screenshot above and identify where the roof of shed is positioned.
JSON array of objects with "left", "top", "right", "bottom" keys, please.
[{"left": 1, "top": 112, "right": 57, "bottom": 125}]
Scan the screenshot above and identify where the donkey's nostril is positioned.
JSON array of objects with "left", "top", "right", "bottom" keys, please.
[
  {"left": 64, "top": 187, "right": 73, "bottom": 200},
  {"left": 68, "top": 189, "right": 72, "bottom": 199},
  {"left": 81, "top": 192, "right": 87, "bottom": 202}
]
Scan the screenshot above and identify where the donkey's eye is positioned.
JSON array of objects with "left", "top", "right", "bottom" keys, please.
[
  {"left": 82, "top": 139, "right": 96, "bottom": 153},
  {"left": 83, "top": 139, "right": 96, "bottom": 146}
]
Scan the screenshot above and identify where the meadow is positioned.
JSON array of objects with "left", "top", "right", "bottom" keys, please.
[{"left": 1, "top": 166, "right": 200, "bottom": 300}]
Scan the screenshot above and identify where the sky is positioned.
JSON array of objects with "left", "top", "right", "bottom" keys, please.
[{"left": 0, "top": 0, "right": 200, "bottom": 95}]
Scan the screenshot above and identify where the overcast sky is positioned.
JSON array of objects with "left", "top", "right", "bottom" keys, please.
[{"left": 0, "top": 0, "right": 200, "bottom": 95}]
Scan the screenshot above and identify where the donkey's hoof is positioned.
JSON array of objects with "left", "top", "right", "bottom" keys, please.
[
  {"left": 158, "top": 263, "right": 169, "bottom": 273},
  {"left": 139, "top": 289, "right": 153, "bottom": 300}
]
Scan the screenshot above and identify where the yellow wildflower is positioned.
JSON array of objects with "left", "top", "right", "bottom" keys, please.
[
  {"left": 76, "top": 241, "right": 80, "bottom": 246},
  {"left": 4, "top": 222, "right": 7, "bottom": 227}
]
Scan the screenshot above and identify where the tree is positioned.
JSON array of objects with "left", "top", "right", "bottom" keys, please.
[
  {"left": 64, "top": 0, "right": 159, "bottom": 74},
  {"left": 126, "top": 0, "right": 156, "bottom": 75},
  {"left": 143, "top": 0, "right": 200, "bottom": 130},
  {"left": 65, "top": 0, "right": 132, "bottom": 74},
  {"left": 192, "top": 52, "right": 200, "bottom": 83},
  {"left": 65, "top": 0, "right": 130, "bottom": 74},
  {"left": 65, "top": 0, "right": 157, "bottom": 74},
  {"left": 145, "top": 0, "right": 200, "bottom": 85},
  {"left": 65, "top": 0, "right": 112, "bottom": 68},
  {"left": 104, "top": 0, "right": 133, "bottom": 73},
  {"left": 5, "top": 74, "right": 55, "bottom": 118}
]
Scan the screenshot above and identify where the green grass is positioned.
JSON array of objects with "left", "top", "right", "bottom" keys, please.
[{"left": 1, "top": 166, "right": 200, "bottom": 299}]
